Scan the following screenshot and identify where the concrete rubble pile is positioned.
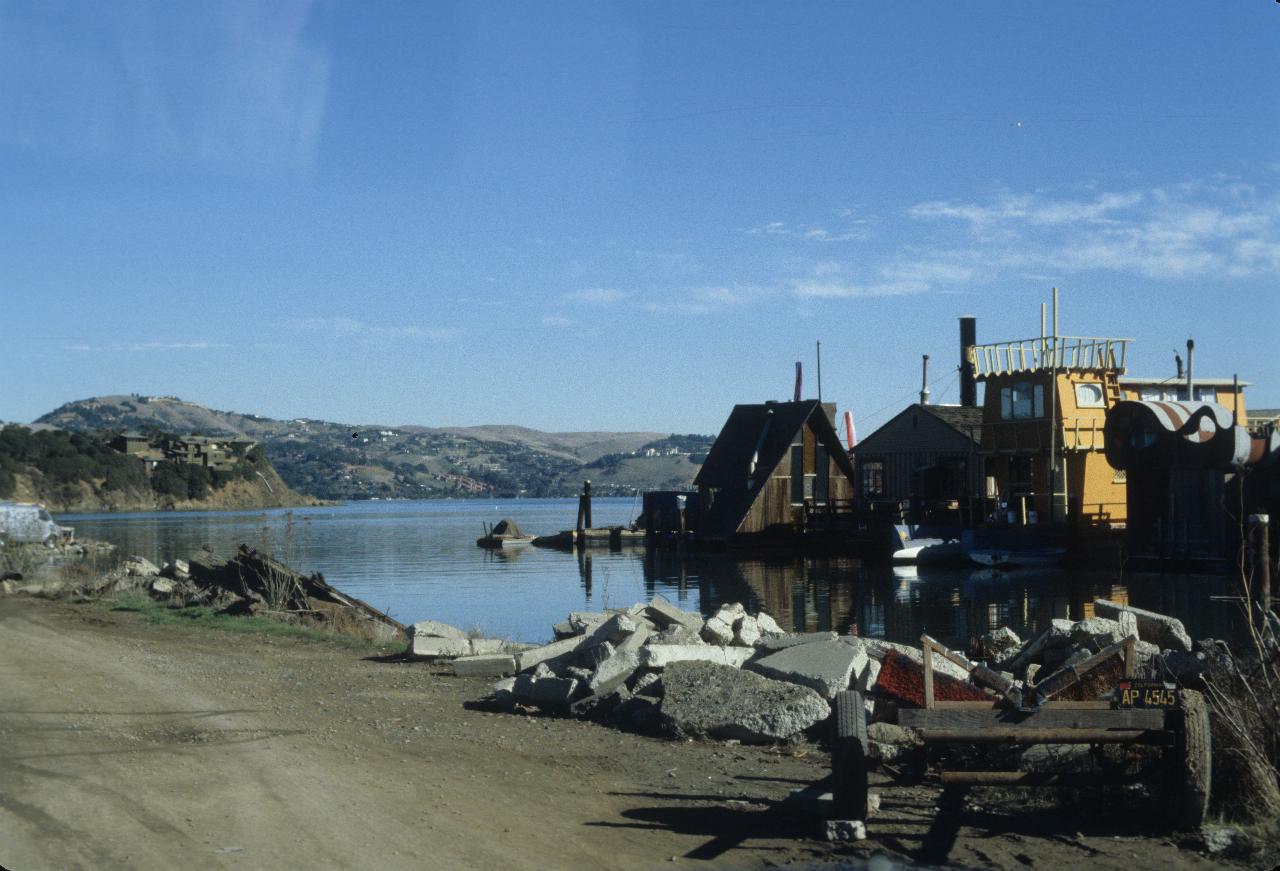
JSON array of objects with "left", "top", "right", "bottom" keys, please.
[
  {"left": 413, "top": 595, "right": 1225, "bottom": 755},
  {"left": 408, "top": 595, "right": 969, "bottom": 745}
]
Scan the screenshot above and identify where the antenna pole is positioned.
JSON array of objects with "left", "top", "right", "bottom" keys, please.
[{"left": 816, "top": 340, "right": 823, "bottom": 402}]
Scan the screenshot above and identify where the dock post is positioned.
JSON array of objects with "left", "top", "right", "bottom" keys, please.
[
  {"left": 577, "top": 480, "right": 592, "bottom": 532},
  {"left": 1247, "top": 514, "right": 1272, "bottom": 617}
]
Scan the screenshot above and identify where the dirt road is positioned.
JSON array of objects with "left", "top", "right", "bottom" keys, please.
[{"left": 0, "top": 596, "right": 1239, "bottom": 870}]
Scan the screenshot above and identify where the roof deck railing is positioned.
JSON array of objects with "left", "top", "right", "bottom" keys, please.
[{"left": 968, "top": 336, "right": 1131, "bottom": 378}]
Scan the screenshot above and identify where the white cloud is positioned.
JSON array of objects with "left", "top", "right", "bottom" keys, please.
[
  {"left": 641, "top": 285, "right": 766, "bottom": 315},
  {"left": 286, "top": 316, "right": 458, "bottom": 339},
  {"left": 540, "top": 315, "right": 575, "bottom": 327},
  {"left": 560, "top": 287, "right": 627, "bottom": 304},
  {"left": 63, "top": 341, "right": 230, "bottom": 352},
  {"left": 790, "top": 259, "right": 973, "bottom": 299},
  {"left": 908, "top": 180, "right": 1280, "bottom": 281}
]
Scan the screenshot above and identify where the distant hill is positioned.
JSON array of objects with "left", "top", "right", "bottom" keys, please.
[
  {"left": 0, "top": 424, "right": 316, "bottom": 513},
  {"left": 35, "top": 395, "right": 713, "bottom": 501}
]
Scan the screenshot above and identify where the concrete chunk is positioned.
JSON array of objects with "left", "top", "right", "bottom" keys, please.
[
  {"left": 754, "top": 612, "right": 785, "bottom": 637},
  {"left": 1094, "top": 600, "right": 1193, "bottom": 652},
  {"left": 516, "top": 635, "right": 589, "bottom": 673},
  {"left": 701, "top": 615, "right": 735, "bottom": 646},
  {"left": 980, "top": 626, "right": 1021, "bottom": 658},
  {"left": 1070, "top": 616, "right": 1126, "bottom": 648},
  {"left": 759, "top": 632, "right": 838, "bottom": 653},
  {"left": 512, "top": 674, "right": 580, "bottom": 709},
  {"left": 749, "top": 639, "right": 867, "bottom": 699},
  {"left": 643, "top": 645, "right": 754, "bottom": 670},
  {"left": 848, "top": 638, "right": 971, "bottom": 682},
  {"left": 588, "top": 649, "right": 643, "bottom": 696},
  {"left": 733, "top": 615, "right": 761, "bottom": 648},
  {"left": 586, "top": 613, "right": 639, "bottom": 646},
  {"left": 409, "top": 636, "right": 471, "bottom": 658},
  {"left": 468, "top": 638, "right": 505, "bottom": 655},
  {"left": 658, "top": 661, "right": 831, "bottom": 744},
  {"left": 644, "top": 596, "right": 703, "bottom": 633},
  {"left": 453, "top": 654, "right": 517, "bottom": 677},
  {"left": 568, "top": 611, "right": 609, "bottom": 634},
  {"left": 408, "top": 619, "right": 468, "bottom": 641}
]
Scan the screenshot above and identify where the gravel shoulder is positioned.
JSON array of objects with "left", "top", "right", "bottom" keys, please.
[{"left": 0, "top": 595, "right": 1241, "bottom": 871}]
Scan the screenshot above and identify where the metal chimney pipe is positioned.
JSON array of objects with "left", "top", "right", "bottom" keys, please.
[
  {"left": 1186, "top": 339, "right": 1195, "bottom": 402},
  {"left": 920, "top": 354, "right": 931, "bottom": 405},
  {"left": 959, "top": 315, "right": 977, "bottom": 407}
]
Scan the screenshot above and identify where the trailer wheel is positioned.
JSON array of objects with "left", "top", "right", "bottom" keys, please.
[
  {"left": 831, "top": 690, "right": 868, "bottom": 821},
  {"left": 1167, "top": 689, "right": 1211, "bottom": 831}
]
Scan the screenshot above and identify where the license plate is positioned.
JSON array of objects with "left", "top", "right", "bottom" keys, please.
[{"left": 1114, "top": 679, "right": 1178, "bottom": 709}]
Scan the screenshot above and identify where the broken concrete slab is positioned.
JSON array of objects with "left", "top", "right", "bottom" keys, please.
[
  {"left": 468, "top": 638, "right": 506, "bottom": 655},
  {"left": 453, "top": 654, "right": 517, "bottom": 677},
  {"left": 1093, "top": 599, "right": 1193, "bottom": 652},
  {"left": 515, "top": 635, "right": 590, "bottom": 673},
  {"left": 630, "top": 671, "right": 662, "bottom": 697},
  {"left": 748, "top": 639, "right": 867, "bottom": 699},
  {"left": 642, "top": 645, "right": 754, "bottom": 670},
  {"left": 512, "top": 674, "right": 580, "bottom": 709},
  {"left": 980, "top": 626, "right": 1021, "bottom": 658},
  {"left": 493, "top": 677, "right": 516, "bottom": 707},
  {"left": 409, "top": 635, "right": 472, "bottom": 658},
  {"left": 123, "top": 555, "right": 160, "bottom": 577},
  {"left": 585, "top": 613, "right": 639, "bottom": 646},
  {"left": 848, "top": 638, "right": 971, "bottom": 682},
  {"left": 701, "top": 614, "right": 735, "bottom": 646},
  {"left": 587, "top": 649, "right": 643, "bottom": 696},
  {"left": 149, "top": 577, "right": 176, "bottom": 595},
  {"left": 408, "top": 619, "right": 469, "bottom": 641},
  {"left": 997, "top": 619, "right": 1074, "bottom": 673},
  {"left": 644, "top": 596, "right": 703, "bottom": 633},
  {"left": 759, "top": 632, "right": 838, "bottom": 653},
  {"left": 754, "top": 612, "right": 785, "bottom": 637},
  {"left": 733, "top": 615, "right": 761, "bottom": 648},
  {"left": 1070, "top": 616, "right": 1127, "bottom": 648},
  {"left": 658, "top": 661, "right": 831, "bottom": 744},
  {"left": 652, "top": 625, "right": 705, "bottom": 646},
  {"left": 568, "top": 611, "right": 609, "bottom": 634}
]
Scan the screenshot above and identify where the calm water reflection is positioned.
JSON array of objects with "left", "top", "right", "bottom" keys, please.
[{"left": 62, "top": 499, "right": 1247, "bottom": 647}]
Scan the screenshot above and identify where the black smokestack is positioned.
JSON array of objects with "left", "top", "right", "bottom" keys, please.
[{"left": 959, "top": 315, "right": 977, "bottom": 407}]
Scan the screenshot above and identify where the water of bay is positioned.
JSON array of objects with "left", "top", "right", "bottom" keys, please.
[{"left": 61, "top": 498, "right": 1245, "bottom": 648}]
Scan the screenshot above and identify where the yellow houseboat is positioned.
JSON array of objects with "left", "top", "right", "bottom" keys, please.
[{"left": 968, "top": 318, "right": 1246, "bottom": 530}]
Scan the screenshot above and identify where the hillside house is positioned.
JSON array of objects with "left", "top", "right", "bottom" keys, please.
[{"left": 694, "top": 400, "right": 856, "bottom": 543}]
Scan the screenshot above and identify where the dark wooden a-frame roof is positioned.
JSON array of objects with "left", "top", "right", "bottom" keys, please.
[{"left": 695, "top": 400, "right": 856, "bottom": 537}]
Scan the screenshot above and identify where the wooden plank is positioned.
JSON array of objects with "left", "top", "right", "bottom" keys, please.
[
  {"left": 898, "top": 707, "right": 1165, "bottom": 731},
  {"left": 938, "top": 771, "right": 1145, "bottom": 787},
  {"left": 918, "top": 728, "right": 1172, "bottom": 745},
  {"left": 923, "top": 638, "right": 935, "bottom": 710}
]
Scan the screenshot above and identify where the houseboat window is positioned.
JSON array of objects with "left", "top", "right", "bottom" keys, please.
[
  {"left": 1138, "top": 385, "right": 1218, "bottom": 402},
  {"left": 1000, "top": 381, "right": 1044, "bottom": 420},
  {"left": 790, "top": 443, "right": 804, "bottom": 504},
  {"left": 861, "top": 460, "right": 885, "bottom": 497},
  {"left": 814, "top": 445, "right": 829, "bottom": 504},
  {"left": 1075, "top": 383, "right": 1106, "bottom": 408}
]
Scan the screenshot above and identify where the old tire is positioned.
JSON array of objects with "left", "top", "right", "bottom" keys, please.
[
  {"left": 831, "top": 690, "right": 868, "bottom": 820},
  {"left": 1170, "top": 689, "right": 1211, "bottom": 830},
  {"left": 834, "top": 689, "right": 868, "bottom": 749}
]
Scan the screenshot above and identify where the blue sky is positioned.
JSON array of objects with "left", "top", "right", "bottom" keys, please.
[{"left": 4, "top": 1, "right": 1278, "bottom": 435}]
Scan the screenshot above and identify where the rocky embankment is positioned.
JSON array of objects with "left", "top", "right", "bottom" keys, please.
[{"left": 9, "top": 466, "right": 323, "bottom": 513}]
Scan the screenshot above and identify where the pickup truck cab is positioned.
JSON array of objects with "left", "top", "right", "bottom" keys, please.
[{"left": 0, "top": 502, "right": 75, "bottom": 546}]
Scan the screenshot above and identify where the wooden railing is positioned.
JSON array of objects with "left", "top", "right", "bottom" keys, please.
[{"left": 968, "top": 336, "right": 1131, "bottom": 378}]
